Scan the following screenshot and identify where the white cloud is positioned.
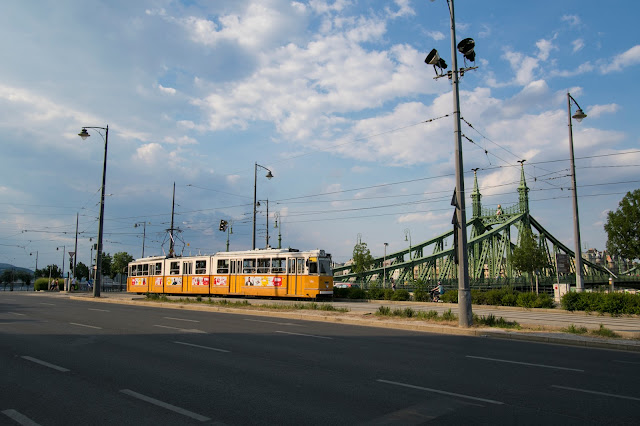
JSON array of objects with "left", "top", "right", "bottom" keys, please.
[
  {"left": 561, "top": 15, "right": 581, "bottom": 27},
  {"left": 387, "top": 0, "right": 415, "bottom": 18},
  {"left": 600, "top": 45, "right": 640, "bottom": 74},
  {"left": 572, "top": 38, "right": 585, "bottom": 53},
  {"left": 587, "top": 104, "right": 619, "bottom": 118},
  {"left": 536, "top": 37, "right": 557, "bottom": 61},
  {"left": 157, "top": 84, "right": 177, "bottom": 95},
  {"left": 426, "top": 30, "right": 445, "bottom": 41}
]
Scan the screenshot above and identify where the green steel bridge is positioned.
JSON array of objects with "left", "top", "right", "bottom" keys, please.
[{"left": 334, "top": 165, "right": 640, "bottom": 290}]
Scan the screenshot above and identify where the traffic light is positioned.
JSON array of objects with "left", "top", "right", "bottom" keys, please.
[{"left": 219, "top": 220, "right": 228, "bottom": 232}]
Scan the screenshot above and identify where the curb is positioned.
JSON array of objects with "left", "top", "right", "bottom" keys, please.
[{"left": 70, "top": 295, "right": 640, "bottom": 353}]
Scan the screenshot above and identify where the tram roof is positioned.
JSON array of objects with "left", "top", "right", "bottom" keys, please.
[{"left": 130, "top": 248, "right": 329, "bottom": 263}]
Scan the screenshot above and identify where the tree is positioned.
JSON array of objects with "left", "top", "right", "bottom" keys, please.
[
  {"left": 605, "top": 189, "right": 640, "bottom": 261},
  {"left": 101, "top": 253, "right": 112, "bottom": 278},
  {"left": 36, "top": 264, "right": 61, "bottom": 279},
  {"left": 352, "top": 241, "right": 374, "bottom": 275},
  {"left": 511, "top": 228, "right": 549, "bottom": 292},
  {"left": 111, "top": 252, "right": 134, "bottom": 279},
  {"left": 75, "top": 262, "right": 89, "bottom": 281}
]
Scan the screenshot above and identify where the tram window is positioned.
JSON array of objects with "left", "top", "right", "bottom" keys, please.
[
  {"left": 297, "top": 259, "right": 304, "bottom": 274},
  {"left": 319, "top": 259, "right": 332, "bottom": 275},
  {"left": 308, "top": 261, "right": 318, "bottom": 274},
  {"left": 170, "top": 261, "right": 180, "bottom": 275},
  {"left": 230, "top": 260, "right": 236, "bottom": 274},
  {"left": 243, "top": 259, "right": 256, "bottom": 274},
  {"left": 183, "top": 262, "right": 193, "bottom": 275},
  {"left": 195, "top": 260, "right": 207, "bottom": 274},
  {"left": 130, "top": 265, "right": 136, "bottom": 276},
  {"left": 288, "top": 259, "right": 296, "bottom": 274},
  {"left": 142, "top": 264, "right": 149, "bottom": 276},
  {"left": 272, "top": 258, "right": 285, "bottom": 273},
  {"left": 257, "top": 258, "right": 270, "bottom": 274},
  {"left": 155, "top": 262, "right": 162, "bottom": 275},
  {"left": 136, "top": 265, "right": 143, "bottom": 276},
  {"left": 217, "top": 259, "right": 229, "bottom": 274}
]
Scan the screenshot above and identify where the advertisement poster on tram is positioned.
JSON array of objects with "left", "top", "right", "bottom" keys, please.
[
  {"left": 213, "top": 277, "right": 227, "bottom": 286},
  {"left": 166, "top": 277, "right": 182, "bottom": 286},
  {"left": 132, "top": 278, "right": 146, "bottom": 286},
  {"left": 244, "top": 276, "right": 282, "bottom": 287},
  {"left": 192, "top": 276, "right": 210, "bottom": 286}
]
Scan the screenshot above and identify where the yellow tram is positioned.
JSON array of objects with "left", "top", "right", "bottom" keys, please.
[{"left": 127, "top": 248, "right": 334, "bottom": 298}]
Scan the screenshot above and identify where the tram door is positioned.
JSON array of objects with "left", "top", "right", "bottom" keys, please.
[
  {"left": 287, "top": 259, "right": 296, "bottom": 295},
  {"left": 231, "top": 260, "right": 241, "bottom": 294}
]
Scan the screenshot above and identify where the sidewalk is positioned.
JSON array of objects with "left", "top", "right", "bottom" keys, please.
[{"left": 35, "top": 291, "right": 640, "bottom": 352}]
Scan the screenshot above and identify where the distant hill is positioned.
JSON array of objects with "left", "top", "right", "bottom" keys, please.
[{"left": 0, "top": 263, "right": 34, "bottom": 275}]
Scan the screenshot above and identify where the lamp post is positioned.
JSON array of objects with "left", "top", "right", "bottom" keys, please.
[
  {"left": 383, "top": 242, "right": 389, "bottom": 288},
  {"left": 567, "top": 93, "right": 587, "bottom": 292},
  {"left": 56, "top": 245, "right": 65, "bottom": 287},
  {"left": 252, "top": 162, "right": 274, "bottom": 250},
  {"left": 257, "top": 199, "right": 269, "bottom": 248},
  {"left": 274, "top": 212, "right": 282, "bottom": 249},
  {"left": 404, "top": 229, "right": 412, "bottom": 260},
  {"left": 30, "top": 251, "right": 38, "bottom": 290},
  {"left": 78, "top": 125, "right": 109, "bottom": 297},
  {"left": 134, "top": 221, "right": 147, "bottom": 258},
  {"left": 427, "top": 0, "right": 474, "bottom": 326}
]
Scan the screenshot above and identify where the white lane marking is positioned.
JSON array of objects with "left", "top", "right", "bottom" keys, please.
[
  {"left": 245, "top": 318, "right": 301, "bottom": 326},
  {"left": 174, "top": 341, "right": 230, "bottom": 353},
  {"left": 120, "top": 389, "right": 210, "bottom": 422},
  {"left": 154, "top": 325, "right": 206, "bottom": 334},
  {"left": 164, "top": 316, "right": 200, "bottom": 323},
  {"left": 466, "top": 355, "right": 584, "bottom": 372},
  {"left": 4, "top": 298, "right": 16, "bottom": 301},
  {"left": 2, "top": 409, "right": 41, "bottom": 426},
  {"left": 39, "top": 303, "right": 55, "bottom": 306},
  {"left": 378, "top": 379, "right": 504, "bottom": 405},
  {"left": 613, "top": 360, "right": 640, "bottom": 365},
  {"left": 88, "top": 308, "right": 110, "bottom": 312},
  {"left": 7, "top": 312, "right": 25, "bottom": 316},
  {"left": 69, "top": 322, "right": 102, "bottom": 330},
  {"left": 21, "top": 356, "right": 69, "bottom": 372},
  {"left": 552, "top": 385, "right": 640, "bottom": 402},
  {"left": 275, "top": 330, "right": 332, "bottom": 339}
]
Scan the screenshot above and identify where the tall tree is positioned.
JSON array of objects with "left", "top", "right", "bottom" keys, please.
[
  {"left": 111, "top": 252, "right": 134, "bottom": 279},
  {"left": 101, "top": 253, "right": 112, "bottom": 278},
  {"left": 36, "top": 264, "right": 61, "bottom": 279},
  {"left": 352, "top": 241, "right": 374, "bottom": 274},
  {"left": 604, "top": 189, "right": 640, "bottom": 261},
  {"left": 511, "top": 228, "right": 549, "bottom": 291},
  {"left": 75, "top": 262, "right": 89, "bottom": 281}
]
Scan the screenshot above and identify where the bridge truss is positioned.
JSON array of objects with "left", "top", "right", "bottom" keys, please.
[{"left": 334, "top": 166, "right": 614, "bottom": 288}]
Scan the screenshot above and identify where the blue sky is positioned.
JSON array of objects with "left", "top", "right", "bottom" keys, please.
[{"left": 1, "top": 0, "right": 639, "bottom": 271}]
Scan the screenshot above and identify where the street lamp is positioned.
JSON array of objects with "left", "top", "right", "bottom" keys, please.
[
  {"left": 30, "top": 251, "right": 38, "bottom": 290},
  {"left": 274, "top": 212, "right": 282, "bottom": 249},
  {"left": 383, "top": 242, "right": 389, "bottom": 288},
  {"left": 78, "top": 125, "right": 109, "bottom": 297},
  {"left": 427, "top": 0, "right": 474, "bottom": 327},
  {"left": 134, "top": 221, "right": 148, "bottom": 258},
  {"left": 257, "top": 199, "right": 269, "bottom": 248},
  {"left": 56, "top": 245, "right": 65, "bottom": 288},
  {"left": 253, "top": 162, "right": 274, "bottom": 250},
  {"left": 404, "top": 229, "right": 412, "bottom": 260},
  {"left": 567, "top": 93, "right": 587, "bottom": 292}
]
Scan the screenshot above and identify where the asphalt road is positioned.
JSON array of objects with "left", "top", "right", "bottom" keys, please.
[{"left": 1, "top": 292, "right": 639, "bottom": 425}]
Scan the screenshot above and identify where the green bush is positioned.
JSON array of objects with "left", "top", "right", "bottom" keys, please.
[
  {"left": 500, "top": 292, "right": 518, "bottom": 306},
  {"left": 561, "top": 291, "right": 640, "bottom": 315},
  {"left": 332, "top": 288, "right": 349, "bottom": 298},
  {"left": 413, "top": 281, "right": 430, "bottom": 302},
  {"left": 367, "top": 286, "right": 385, "bottom": 300},
  {"left": 391, "top": 289, "right": 410, "bottom": 301},
  {"left": 34, "top": 278, "right": 51, "bottom": 291},
  {"left": 516, "top": 292, "right": 539, "bottom": 308},
  {"left": 440, "top": 290, "right": 458, "bottom": 303},
  {"left": 376, "top": 306, "right": 391, "bottom": 316},
  {"left": 536, "top": 293, "right": 554, "bottom": 308},
  {"left": 348, "top": 287, "right": 366, "bottom": 299}
]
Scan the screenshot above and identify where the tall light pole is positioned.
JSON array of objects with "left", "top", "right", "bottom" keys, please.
[
  {"left": 567, "top": 93, "right": 587, "bottom": 292},
  {"left": 253, "top": 162, "right": 274, "bottom": 250},
  {"left": 56, "top": 245, "right": 65, "bottom": 285},
  {"left": 383, "top": 242, "right": 389, "bottom": 288},
  {"left": 404, "top": 229, "right": 412, "bottom": 260},
  {"left": 78, "top": 125, "right": 108, "bottom": 297},
  {"left": 134, "top": 221, "right": 147, "bottom": 258},
  {"left": 427, "top": 0, "right": 475, "bottom": 326},
  {"left": 257, "top": 199, "right": 270, "bottom": 248},
  {"left": 274, "top": 212, "right": 282, "bottom": 249},
  {"left": 30, "top": 251, "right": 38, "bottom": 290}
]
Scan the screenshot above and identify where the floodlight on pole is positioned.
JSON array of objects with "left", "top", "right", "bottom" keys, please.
[
  {"left": 78, "top": 125, "right": 109, "bottom": 297},
  {"left": 428, "top": 0, "right": 474, "bottom": 327}
]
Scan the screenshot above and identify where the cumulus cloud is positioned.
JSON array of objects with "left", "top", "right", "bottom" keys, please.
[
  {"left": 157, "top": 84, "right": 177, "bottom": 95},
  {"left": 587, "top": 104, "right": 619, "bottom": 118},
  {"left": 600, "top": 45, "right": 640, "bottom": 74},
  {"left": 561, "top": 14, "right": 581, "bottom": 27},
  {"left": 572, "top": 38, "right": 584, "bottom": 53}
]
